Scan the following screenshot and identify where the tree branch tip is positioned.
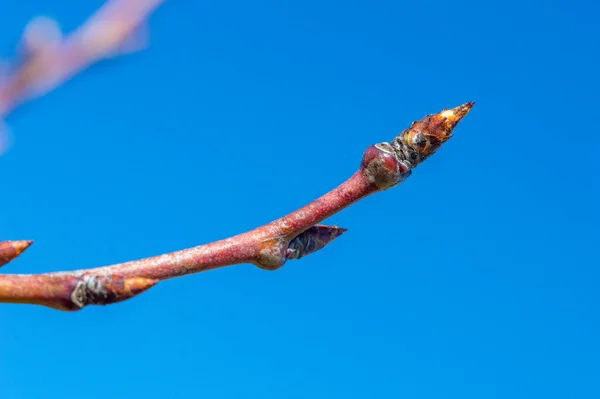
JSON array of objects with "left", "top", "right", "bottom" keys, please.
[
  {"left": 440, "top": 101, "right": 475, "bottom": 128},
  {"left": 360, "top": 102, "right": 474, "bottom": 191},
  {"left": 407, "top": 100, "right": 475, "bottom": 150},
  {"left": 0, "top": 240, "right": 34, "bottom": 268}
]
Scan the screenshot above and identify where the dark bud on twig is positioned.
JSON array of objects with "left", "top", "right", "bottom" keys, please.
[
  {"left": 286, "top": 225, "right": 347, "bottom": 260},
  {"left": 0, "top": 240, "right": 33, "bottom": 268}
]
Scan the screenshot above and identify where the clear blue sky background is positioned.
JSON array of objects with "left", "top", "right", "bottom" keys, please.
[{"left": 1, "top": 0, "right": 599, "bottom": 398}]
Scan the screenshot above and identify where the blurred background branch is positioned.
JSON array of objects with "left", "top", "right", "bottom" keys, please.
[{"left": 0, "top": 0, "right": 165, "bottom": 154}]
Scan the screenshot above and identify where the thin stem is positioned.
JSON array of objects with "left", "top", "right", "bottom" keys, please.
[
  {"left": 65, "top": 170, "right": 376, "bottom": 279},
  {"left": 0, "top": 0, "right": 164, "bottom": 117}
]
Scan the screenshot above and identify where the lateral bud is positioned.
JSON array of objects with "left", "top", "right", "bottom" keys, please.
[
  {"left": 286, "top": 225, "right": 347, "bottom": 260},
  {"left": 0, "top": 240, "right": 34, "bottom": 268},
  {"left": 69, "top": 274, "right": 158, "bottom": 310}
]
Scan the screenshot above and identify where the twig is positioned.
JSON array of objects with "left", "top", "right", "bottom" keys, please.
[
  {"left": 0, "top": 0, "right": 164, "bottom": 120},
  {"left": 0, "top": 103, "right": 474, "bottom": 311}
]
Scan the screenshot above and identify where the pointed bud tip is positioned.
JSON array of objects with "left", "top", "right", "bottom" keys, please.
[
  {"left": 0, "top": 240, "right": 34, "bottom": 267},
  {"left": 314, "top": 224, "right": 347, "bottom": 238},
  {"left": 439, "top": 101, "right": 475, "bottom": 128},
  {"left": 453, "top": 101, "right": 475, "bottom": 117},
  {"left": 331, "top": 226, "right": 347, "bottom": 238},
  {"left": 123, "top": 277, "right": 159, "bottom": 296},
  {"left": 14, "top": 240, "right": 34, "bottom": 253}
]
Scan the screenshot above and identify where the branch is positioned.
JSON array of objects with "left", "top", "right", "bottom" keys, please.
[
  {"left": 0, "top": 102, "right": 474, "bottom": 311},
  {"left": 0, "top": 0, "right": 164, "bottom": 152}
]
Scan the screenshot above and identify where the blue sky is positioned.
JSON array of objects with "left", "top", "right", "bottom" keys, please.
[{"left": 1, "top": 0, "right": 599, "bottom": 397}]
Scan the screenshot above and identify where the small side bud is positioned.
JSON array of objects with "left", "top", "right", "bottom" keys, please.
[
  {"left": 69, "top": 274, "right": 158, "bottom": 310},
  {"left": 286, "top": 225, "right": 347, "bottom": 260},
  {"left": 0, "top": 240, "right": 33, "bottom": 268}
]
